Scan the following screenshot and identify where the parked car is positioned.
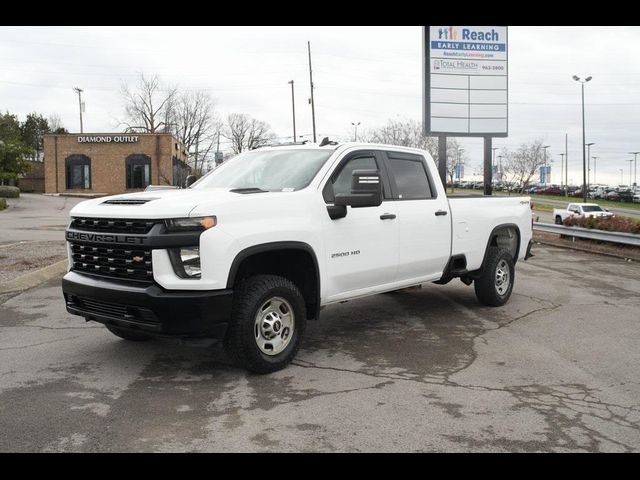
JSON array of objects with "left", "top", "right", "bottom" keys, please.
[
  {"left": 62, "top": 141, "right": 534, "bottom": 373},
  {"left": 553, "top": 203, "right": 614, "bottom": 224}
]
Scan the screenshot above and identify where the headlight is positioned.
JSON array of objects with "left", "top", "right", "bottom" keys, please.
[
  {"left": 165, "top": 216, "right": 216, "bottom": 232},
  {"left": 168, "top": 247, "right": 201, "bottom": 279}
]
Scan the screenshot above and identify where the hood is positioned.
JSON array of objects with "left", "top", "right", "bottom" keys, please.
[{"left": 69, "top": 188, "right": 250, "bottom": 219}]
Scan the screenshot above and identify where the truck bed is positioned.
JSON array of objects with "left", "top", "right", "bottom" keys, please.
[{"left": 447, "top": 196, "right": 532, "bottom": 271}]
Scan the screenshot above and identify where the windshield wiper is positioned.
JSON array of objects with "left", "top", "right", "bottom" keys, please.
[{"left": 229, "top": 187, "right": 269, "bottom": 194}]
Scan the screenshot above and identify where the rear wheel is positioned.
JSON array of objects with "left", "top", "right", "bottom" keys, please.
[
  {"left": 474, "top": 247, "right": 515, "bottom": 307},
  {"left": 105, "top": 325, "right": 152, "bottom": 341},
  {"left": 555, "top": 215, "right": 563, "bottom": 225},
  {"left": 224, "top": 275, "right": 306, "bottom": 374}
]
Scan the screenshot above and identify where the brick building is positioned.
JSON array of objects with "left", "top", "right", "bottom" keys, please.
[{"left": 43, "top": 133, "right": 190, "bottom": 195}]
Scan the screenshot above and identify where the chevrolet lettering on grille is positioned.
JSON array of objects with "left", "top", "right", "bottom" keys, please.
[{"left": 65, "top": 231, "right": 145, "bottom": 245}]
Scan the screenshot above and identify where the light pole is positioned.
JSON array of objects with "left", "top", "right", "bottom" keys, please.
[
  {"left": 585, "top": 142, "right": 595, "bottom": 189},
  {"left": 629, "top": 151, "right": 639, "bottom": 187},
  {"left": 560, "top": 153, "right": 565, "bottom": 189},
  {"left": 573, "top": 75, "right": 592, "bottom": 203},
  {"left": 542, "top": 145, "right": 550, "bottom": 186},
  {"left": 592, "top": 156, "right": 599, "bottom": 184},
  {"left": 73, "top": 86, "right": 84, "bottom": 133},
  {"left": 620, "top": 168, "right": 624, "bottom": 185},
  {"left": 456, "top": 147, "right": 464, "bottom": 187},
  {"left": 351, "top": 122, "right": 361, "bottom": 142},
  {"left": 627, "top": 159, "right": 634, "bottom": 187},
  {"left": 288, "top": 80, "right": 296, "bottom": 142}
]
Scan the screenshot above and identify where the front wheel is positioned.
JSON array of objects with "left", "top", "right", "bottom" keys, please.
[
  {"left": 474, "top": 247, "right": 515, "bottom": 307},
  {"left": 224, "top": 275, "right": 306, "bottom": 374}
]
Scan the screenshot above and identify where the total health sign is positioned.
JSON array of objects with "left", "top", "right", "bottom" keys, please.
[{"left": 423, "top": 26, "right": 508, "bottom": 137}]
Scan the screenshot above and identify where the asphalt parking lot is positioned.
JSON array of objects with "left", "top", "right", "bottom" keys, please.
[{"left": 1, "top": 244, "right": 639, "bottom": 452}]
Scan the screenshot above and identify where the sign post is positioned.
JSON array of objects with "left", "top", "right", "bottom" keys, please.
[{"left": 423, "top": 26, "right": 508, "bottom": 195}]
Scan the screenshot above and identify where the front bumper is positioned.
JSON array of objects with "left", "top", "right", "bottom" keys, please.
[{"left": 62, "top": 271, "right": 233, "bottom": 339}]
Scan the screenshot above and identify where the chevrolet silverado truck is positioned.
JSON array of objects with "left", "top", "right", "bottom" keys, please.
[
  {"left": 63, "top": 142, "right": 534, "bottom": 373},
  {"left": 553, "top": 203, "right": 614, "bottom": 224}
]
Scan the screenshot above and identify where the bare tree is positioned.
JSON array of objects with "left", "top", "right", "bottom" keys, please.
[
  {"left": 119, "top": 73, "right": 177, "bottom": 133},
  {"left": 47, "top": 113, "right": 67, "bottom": 133},
  {"left": 501, "top": 139, "right": 548, "bottom": 193},
  {"left": 363, "top": 118, "right": 465, "bottom": 191},
  {"left": 222, "top": 113, "right": 274, "bottom": 154},
  {"left": 363, "top": 118, "right": 437, "bottom": 153},
  {"left": 168, "top": 90, "right": 221, "bottom": 176}
]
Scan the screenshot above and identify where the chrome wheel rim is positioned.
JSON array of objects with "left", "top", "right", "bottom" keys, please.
[
  {"left": 254, "top": 297, "right": 295, "bottom": 356},
  {"left": 495, "top": 259, "right": 510, "bottom": 296}
]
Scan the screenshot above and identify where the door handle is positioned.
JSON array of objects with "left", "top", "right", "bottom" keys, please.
[
  {"left": 380, "top": 213, "right": 396, "bottom": 220},
  {"left": 435, "top": 210, "right": 448, "bottom": 216}
]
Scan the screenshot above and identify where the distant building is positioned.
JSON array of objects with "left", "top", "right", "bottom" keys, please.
[{"left": 43, "top": 133, "right": 190, "bottom": 195}]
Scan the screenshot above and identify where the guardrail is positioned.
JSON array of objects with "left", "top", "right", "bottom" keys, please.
[{"left": 533, "top": 222, "right": 640, "bottom": 247}]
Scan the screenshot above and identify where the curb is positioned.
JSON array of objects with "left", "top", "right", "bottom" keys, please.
[{"left": 0, "top": 260, "right": 68, "bottom": 294}]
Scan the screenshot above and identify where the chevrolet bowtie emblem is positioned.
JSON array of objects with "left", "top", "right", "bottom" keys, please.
[{"left": 132, "top": 256, "right": 144, "bottom": 263}]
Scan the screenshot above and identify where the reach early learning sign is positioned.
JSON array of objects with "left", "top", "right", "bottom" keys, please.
[{"left": 423, "top": 26, "right": 508, "bottom": 137}]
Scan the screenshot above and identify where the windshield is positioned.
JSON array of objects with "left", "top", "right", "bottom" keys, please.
[
  {"left": 582, "top": 205, "right": 604, "bottom": 212},
  {"left": 191, "top": 149, "right": 333, "bottom": 192}
]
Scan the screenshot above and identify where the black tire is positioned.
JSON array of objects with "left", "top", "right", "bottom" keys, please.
[
  {"left": 474, "top": 247, "right": 515, "bottom": 307},
  {"left": 224, "top": 275, "right": 306, "bottom": 374},
  {"left": 555, "top": 215, "right": 563, "bottom": 225},
  {"left": 105, "top": 324, "right": 152, "bottom": 342}
]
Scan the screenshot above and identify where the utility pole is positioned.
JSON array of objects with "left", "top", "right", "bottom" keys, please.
[
  {"left": 288, "top": 80, "right": 297, "bottom": 142},
  {"left": 629, "top": 151, "right": 639, "bottom": 187},
  {"left": 560, "top": 153, "right": 565, "bottom": 189},
  {"left": 565, "top": 133, "right": 568, "bottom": 197},
  {"left": 307, "top": 41, "right": 317, "bottom": 143},
  {"left": 73, "top": 87, "right": 84, "bottom": 133},
  {"left": 592, "top": 156, "right": 599, "bottom": 184}
]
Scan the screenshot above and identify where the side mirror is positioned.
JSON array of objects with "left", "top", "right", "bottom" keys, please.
[
  {"left": 184, "top": 175, "right": 197, "bottom": 188},
  {"left": 334, "top": 169, "right": 383, "bottom": 208}
]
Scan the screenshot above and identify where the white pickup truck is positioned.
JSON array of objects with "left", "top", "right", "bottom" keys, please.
[
  {"left": 553, "top": 203, "right": 614, "bottom": 225},
  {"left": 63, "top": 141, "right": 533, "bottom": 373}
]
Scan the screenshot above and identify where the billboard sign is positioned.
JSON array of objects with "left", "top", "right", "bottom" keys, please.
[{"left": 423, "top": 26, "right": 508, "bottom": 137}]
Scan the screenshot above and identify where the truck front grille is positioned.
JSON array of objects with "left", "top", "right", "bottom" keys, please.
[
  {"left": 65, "top": 295, "right": 159, "bottom": 326},
  {"left": 70, "top": 243, "right": 153, "bottom": 283},
  {"left": 70, "top": 217, "right": 158, "bottom": 234}
]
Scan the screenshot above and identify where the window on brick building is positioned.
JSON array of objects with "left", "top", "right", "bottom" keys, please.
[
  {"left": 126, "top": 154, "right": 151, "bottom": 189},
  {"left": 65, "top": 155, "right": 91, "bottom": 189}
]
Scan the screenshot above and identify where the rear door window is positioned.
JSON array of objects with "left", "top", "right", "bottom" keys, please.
[{"left": 385, "top": 152, "right": 434, "bottom": 200}]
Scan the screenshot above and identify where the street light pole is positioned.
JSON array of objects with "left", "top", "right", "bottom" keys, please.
[
  {"left": 592, "top": 156, "right": 599, "bottom": 184},
  {"left": 73, "top": 87, "right": 84, "bottom": 133},
  {"left": 288, "top": 80, "right": 296, "bottom": 142},
  {"left": 559, "top": 153, "right": 565, "bottom": 189},
  {"left": 542, "top": 145, "right": 550, "bottom": 186},
  {"left": 628, "top": 159, "right": 634, "bottom": 187},
  {"left": 351, "top": 122, "right": 361, "bottom": 142},
  {"left": 629, "top": 151, "right": 639, "bottom": 188},
  {"left": 620, "top": 168, "right": 624, "bottom": 185},
  {"left": 573, "top": 75, "right": 592, "bottom": 203},
  {"left": 585, "top": 142, "right": 595, "bottom": 189}
]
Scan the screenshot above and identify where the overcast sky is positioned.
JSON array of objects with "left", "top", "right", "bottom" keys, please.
[{"left": 1, "top": 26, "right": 639, "bottom": 186}]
